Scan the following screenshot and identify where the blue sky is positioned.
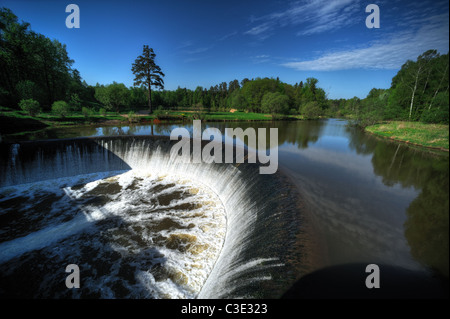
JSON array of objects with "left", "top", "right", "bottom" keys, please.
[{"left": 2, "top": 0, "right": 449, "bottom": 99}]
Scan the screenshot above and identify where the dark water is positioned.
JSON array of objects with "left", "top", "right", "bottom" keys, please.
[{"left": 2, "top": 119, "right": 449, "bottom": 282}]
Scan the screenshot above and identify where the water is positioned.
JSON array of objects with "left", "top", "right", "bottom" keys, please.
[
  {"left": 0, "top": 119, "right": 448, "bottom": 298},
  {"left": 0, "top": 136, "right": 310, "bottom": 298},
  {"left": 0, "top": 170, "right": 226, "bottom": 298}
]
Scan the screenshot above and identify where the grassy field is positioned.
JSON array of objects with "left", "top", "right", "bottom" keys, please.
[{"left": 365, "top": 121, "right": 449, "bottom": 150}]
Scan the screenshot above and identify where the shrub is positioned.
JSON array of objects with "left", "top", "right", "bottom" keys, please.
[
  {"left": 128, "top": 111, "right": 138, "bottom": 123},
  {"left": 52, "top": 100, "right": 70, "bottom": 118},
  {"left": 81, "top": 107, "right": 92, "bottom": 118},
  {"left": 19, "top": 99, "right": 40, "bottom": 116},
  {"left": 99, "top": 108, "right": 107, "bottom": 117}
]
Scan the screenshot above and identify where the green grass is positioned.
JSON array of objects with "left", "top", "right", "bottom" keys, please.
[
  {"left": 365, "top": 121, "right": 449, "bottom": 150},
  {"left": 0, "top": 108, "right": 130, "bottom": 134},
  {"left": 166, "top": 110, "right": 300, "bottom": 121}
]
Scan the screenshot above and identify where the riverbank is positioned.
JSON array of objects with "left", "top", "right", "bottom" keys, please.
[
  {"left": 0, "top": 108, "right": 302, "bottom": 136},
  {"left": 365, "top": 121, "right": 449, "bottom": 152}
]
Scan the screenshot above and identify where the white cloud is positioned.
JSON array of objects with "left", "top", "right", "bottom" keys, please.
[
  {"left": 282, "top": 13, "right": 449, "bottom": 71},
  {"left": 184, "top": 46, "right": 213, "bottom": 55},
  {"left": 244, "top": 0, "right": 361, "bottom": 39}
]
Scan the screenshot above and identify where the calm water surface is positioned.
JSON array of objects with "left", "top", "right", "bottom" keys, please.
[{"left": 5, "top": 119, "right": 449, "bottom": 277}]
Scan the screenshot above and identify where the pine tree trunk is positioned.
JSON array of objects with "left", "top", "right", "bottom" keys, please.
[{"left": 148, "top": 83, "right": 152, "bottom": 114}]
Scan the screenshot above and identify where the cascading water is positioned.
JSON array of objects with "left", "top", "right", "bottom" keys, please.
[{"left": 0, "top": 136, "right": 319, "bottom": 298}]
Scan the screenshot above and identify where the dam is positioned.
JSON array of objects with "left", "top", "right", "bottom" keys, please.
[{"left": 0, "top": 136, "right": 318, "bottom": 298}]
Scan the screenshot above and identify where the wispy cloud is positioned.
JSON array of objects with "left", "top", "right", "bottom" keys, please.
[
  {"left": 252, "top": 54, "right": 271, "bottom": 64},
  {"left": 184, "top": 46, "right": 213, "bottom": 55},
  {"left": 177, "top": 40, "right": 194, "bottom": 50},
  {"left": 244, "top": 0, "right": 361, "bottom": 39},
  {"left": 217, "top": 31, "right": 238, "bottom": 41},
  {"left": 281, "top": 13, "right": 449, "bottom": 71}
]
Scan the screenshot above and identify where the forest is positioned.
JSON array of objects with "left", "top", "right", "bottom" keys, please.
[{"left": 1, "top": 7, "right": 448, "bottom": 126}]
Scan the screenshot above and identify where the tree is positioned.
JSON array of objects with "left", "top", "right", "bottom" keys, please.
[
  {"left": 129, "top": 86, "right": 148, "bottom": 107},
  {"left": 19, "top": 98, "right": 40, "bottom": 116},
  {"left": 301, "top": 101, "right": 322, "bottom": 120},
  {"left": 69, "top": 93, "right": 81, "bottom": 111},
  {"left": 261, "top": 92, "right": 290, "bottom": 115},
  {"left": 131, "top": 45, "right": 165, "bottom": 113},
  {"left": 94, "top": 82, "right": 129, "bottom": 112},
  {"left": 1, "top": 8, "right": 76, "bottom": 109},
  {"left": 391, "top": 50, "right": 439, "bottom": 121},
  {"left": 52, "top": 100, "right": 70, "bottom": 118}
]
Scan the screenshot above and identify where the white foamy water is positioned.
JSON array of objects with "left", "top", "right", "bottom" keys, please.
[
  {"left": 0, "top": 170, "right": 226, "bottom": 298},
  {"left": 0, "top": 138, "right": 294, "bottom": 299}
]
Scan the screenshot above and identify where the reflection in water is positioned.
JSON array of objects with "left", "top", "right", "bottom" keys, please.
[
  {"left": 3, "top": 119, "right": 449, "bottom": 279},
  {"left": 405, "top": 168, "right": 449, "bottom": 277},
  {"left": 346, "top": 125, "right": 449, "bottom": 277}
]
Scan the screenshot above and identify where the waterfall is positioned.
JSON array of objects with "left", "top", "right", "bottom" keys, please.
[{"left": 0, "top": 136, "right": 316, "bottom": 298}]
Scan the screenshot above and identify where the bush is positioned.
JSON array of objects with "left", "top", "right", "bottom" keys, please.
[
  {"left": 81, "top": 107, "right": 92, "bottom": 118},
  {"left": 52, "top": 100, "right": 70, "bottom": 118},
  {"left": 357, "top": 110, "right": 383, "bottom": 128},
  {"left": 128, "top": 111, "right": 139, "bottom": 123},
  {"left": 19, "top": 99, "right": 40, "bottom": 116},
  {"left": 99, "top": 108, "right": 107, "bottom": 117}
]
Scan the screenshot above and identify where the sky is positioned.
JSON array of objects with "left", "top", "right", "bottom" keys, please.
[{"left": 2, "top": 0, "right": 449, "bottom": 99}]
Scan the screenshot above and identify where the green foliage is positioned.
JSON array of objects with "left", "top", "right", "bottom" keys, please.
[
  {"left": 420, "top": 93, "right": 449, "bottom": 124},
  {"left": 16, "top": 80, "right": 37, "bottom": 101},
  {"left": 69, "top": 93, "right": 82, "bottom": 111},
  {"left": 129, "top": 86, "right": 148, "bottom": 107},
  {"left": 240, "top": 78, "right": 283, "bottom": 112},
  {"left": 94, "top": 82, "right": 129, "bottom": 112},
  {"left": 301, "top": 101, "right": 322, "bottom": 120},
  {"left": 0, "top": 8, "right": 98, "bottom": 110},
  {"left": 52, "top": 100, "right": 70, "bottom": 118},
  {"left": 19, "top": 98, "right": 40, "bottom": 116},
  {"left": 131, "top": 45, "right": 165, "bottom": 113},
  {"left": 355, "top": 88, "right": 387, "bottom": 127},
  {"left": 127, "top": 111, "right": 139, "bottom": 123},
  {"left": 81, "top": 106, "right": 92, "bottom": 118},
  {"left": 261, "top": 92, "right": 290, "bottom": 115},
  {"left": 388, "top": 50, "right": 449, "bottom": 123},
  {"left": 99, "top": 108, "right": 107, "bottom": 117}
]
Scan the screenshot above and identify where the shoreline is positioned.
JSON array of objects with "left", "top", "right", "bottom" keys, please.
[
  {"left": 2, "top": 114, "right": 449, "bottom": 154},
  {"left": 364, "top": 123, "right": 449, "bottom": 153}
]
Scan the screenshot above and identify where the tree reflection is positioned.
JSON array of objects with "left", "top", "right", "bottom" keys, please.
[
  {"left": 214, "top": 120, "right": 325, "bottom": 150},
  {"left": 404, "top": 160, "right": 449, "bottom": 277},
  {"left": 346, "top": 125, "right": 449, "bottom": 277}
]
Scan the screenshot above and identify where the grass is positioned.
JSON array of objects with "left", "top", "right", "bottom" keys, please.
[
  {"left": 365, "top": 121, "right": 449, "bottom": 150},
  {"left": 0, "top": 108, "right": 130, "bottom": 134}
]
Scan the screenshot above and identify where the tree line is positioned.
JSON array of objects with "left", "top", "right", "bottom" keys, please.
[
  {"left": 1, "top": 7, "right": 448, "bottom": 125},
  {"left": 328, "top": 50, "right": 449, "bottom": 125}
]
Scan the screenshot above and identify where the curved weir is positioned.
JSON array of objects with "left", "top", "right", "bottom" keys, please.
[{"left": 0, "top": 136, "right": 319, "bottom": 298}]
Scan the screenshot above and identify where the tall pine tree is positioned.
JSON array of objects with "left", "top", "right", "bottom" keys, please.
[{"left": 131, "top": 45, "right": 165, "bottom": 113}]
